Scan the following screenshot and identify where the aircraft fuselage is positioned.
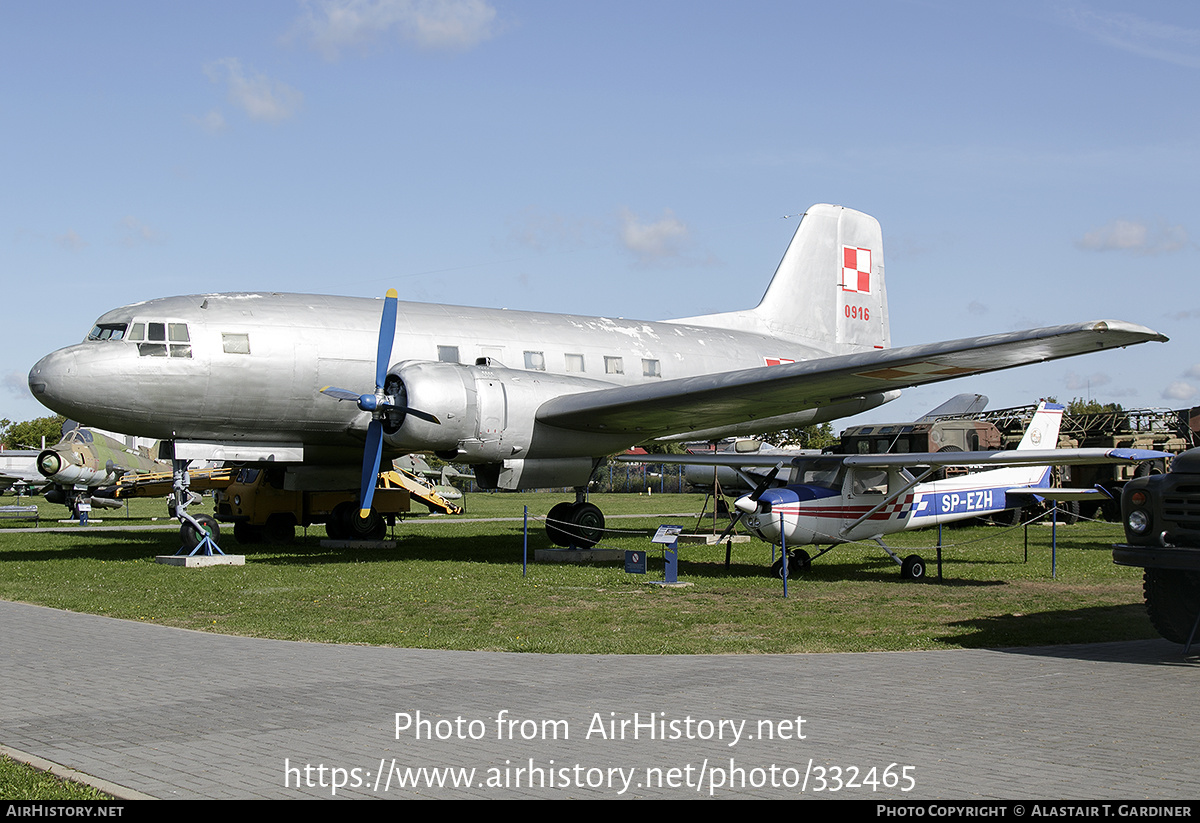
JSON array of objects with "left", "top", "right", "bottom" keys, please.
[{"left": 28, "top": 292, "right": 853, "bottom": 466}]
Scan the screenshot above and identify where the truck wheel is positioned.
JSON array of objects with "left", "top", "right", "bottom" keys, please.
[
  {"left": 326, "top": 502, "right": 354, "bottom": 540},
  {"left": 264, "top": 514, "right": 295, "bottom": 544},
  {"left": 1144, "top": 569, "right": 1200, "bottom": 644},
  {"left": 181, "top": 515, "right": 220, "bottom": 551},
  {"left": 234, "top": 521, "right": 263, "bottom": 544},
  {"left": 347, "top": 507, "right": 386, "bottom": 541}
]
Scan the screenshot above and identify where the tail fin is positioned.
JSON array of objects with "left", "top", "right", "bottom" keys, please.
[
  {"left": 1016, "top": 402, "right": 1065, "bottom": 451},
  {"left": 671, "top": 204, "right": 890, "bottom": 354}
]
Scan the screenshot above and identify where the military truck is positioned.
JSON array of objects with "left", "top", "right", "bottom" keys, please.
[
  {"left": 1113, "top": 447, "right": 1200, "bottom": 645},
  {"left": 213, "top": 465, "right": 409, "bottom": 543}
]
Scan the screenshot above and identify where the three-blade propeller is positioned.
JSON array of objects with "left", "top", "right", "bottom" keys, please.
[{"left": 320, "top": 289, "right": 440, "bottom": 520}]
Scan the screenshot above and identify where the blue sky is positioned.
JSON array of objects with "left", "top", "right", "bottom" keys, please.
[{"left": 3, "top": 1, "right": 1198, "bottom": 430}]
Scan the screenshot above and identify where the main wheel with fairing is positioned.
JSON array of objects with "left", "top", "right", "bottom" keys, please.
[
  {"left": 181, "top": 514, "right": 220, "bottom": 551},
  {"left": 1143, "top": 568, "right": 1200, "bottom": 644}
]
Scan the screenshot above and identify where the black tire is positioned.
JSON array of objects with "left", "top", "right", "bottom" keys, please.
[
  {"left": 264, "top": 513, "right": 295, "bottom": 544},
  {"left": 233, "top": 521, "right": 263, "bottom": 544},
  {"left": 1144, "top": 568, "right": 1200, "bottom": 644},
  {"left": 347, "top": 507, "right": 386, "bottom": 541},
  {"left": 569, "top": 502, "right": 605, "bottom": 548},
  {"left": 326, "top": 502, "right": 354, "bottom": 540},
  {"left": 770, "top": 550, "right": 810, "bottom": 579},
  {"left": 181, "top": 514, "right": 220, "bottom": 551},
  {"left": 545, "top": 502, "right": 575, "bottom": 547},
  {"left": 1058, "top": 500, "right": 1080, "bottom": 526},
  {"left": 900, "top": 554, "right": 926, "bottom": 581}
]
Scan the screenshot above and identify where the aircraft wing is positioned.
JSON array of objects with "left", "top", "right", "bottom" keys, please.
[
  {"left": 537, "top": 320, "right": 1166, "bottom": 439},
  {"left": 617, "top": 448, "right": 1172, "bottom": 469}
]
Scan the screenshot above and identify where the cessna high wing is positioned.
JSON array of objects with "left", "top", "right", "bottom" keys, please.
[
  {"left": 621, "top": 403, "right": 1170, "bottom": 580},
  {"left": 27, "top": 204, "right": 1167, "bottom": 546}
]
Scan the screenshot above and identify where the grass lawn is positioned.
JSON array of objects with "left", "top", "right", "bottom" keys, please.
[{"left": 0, "top": 491, "right": 1156, "bottom": 654}]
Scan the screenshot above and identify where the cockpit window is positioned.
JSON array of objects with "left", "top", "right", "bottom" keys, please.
[{"left": 87, "top": 323, "right": 127, "bottom": 341}]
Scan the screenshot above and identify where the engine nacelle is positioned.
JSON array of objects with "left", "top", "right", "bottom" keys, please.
[{"left": 380, "top": 360, "right": 631, "bottom": 463}]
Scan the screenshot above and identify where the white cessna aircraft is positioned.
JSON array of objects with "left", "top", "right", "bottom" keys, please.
[
  {"left": 623, "top": 402, "right": 1169, "bottom": 579},
  {"left": 27, "top": 205, "right": 1166, "bottom": 546}
]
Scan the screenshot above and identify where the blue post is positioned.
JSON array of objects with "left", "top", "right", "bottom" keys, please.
[
  {"left": 1051, "top": 501, "right": 1057, "bottom": 579},
  {"left": 523, "top": 506, "right": 528, "bottom": 577},
  {"left": 780, "top": 512, "right": 788, "bottom": 599}
]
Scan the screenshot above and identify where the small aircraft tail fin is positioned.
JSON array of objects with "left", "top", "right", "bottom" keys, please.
[
  {"left": 1016, "top": 402, "right": 1065, "bottom": 451},
  {"left": 670, "top": 204, "right": 890, "bottom": 354}
]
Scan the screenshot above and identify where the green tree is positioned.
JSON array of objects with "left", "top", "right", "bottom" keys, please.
[
  {"left": 0, "top": 415, "right": 66, "bottom": 449},
  {"left": 1066, "top": 398, "right": 1123, "bottom": 416}
]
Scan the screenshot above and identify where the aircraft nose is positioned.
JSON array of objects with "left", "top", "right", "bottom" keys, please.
[{"left": 28, "top": 348, "right": 86, "bottom": 419}]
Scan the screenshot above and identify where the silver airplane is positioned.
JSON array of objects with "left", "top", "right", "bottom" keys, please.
[{"left": 27, "top": 204, "right": 1167, "bottom": 547}]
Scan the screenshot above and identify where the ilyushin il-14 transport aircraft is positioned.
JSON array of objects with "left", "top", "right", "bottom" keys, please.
[
  {"left": 622, "top": 403, "right": 1171, "bottom": 580},
  {"left": 28, "top": 204, "right": 1168, "bottom": 547}
]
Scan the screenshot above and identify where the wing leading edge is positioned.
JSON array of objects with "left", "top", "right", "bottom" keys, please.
[{"left": 537, "top": 320, "right": 1166, "bottom": 439}]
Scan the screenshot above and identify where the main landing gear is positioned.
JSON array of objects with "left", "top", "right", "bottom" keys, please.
[
  {"left": 545, "top": 490, "right": 606, "bottom": 549},
  {"left": 876, "top": 538, "right": 926, "bottom": 581}
]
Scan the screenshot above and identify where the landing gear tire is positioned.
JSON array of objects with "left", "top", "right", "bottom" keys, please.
[
  {"left": 770, "top": 550, "right": 811, "bottom": 579},
  {"left": 181, "top": 514, "right": 220, "bottom": 551},
  {"left": 545, "top": 502, "right": 576, "bottom": 547},
  {"left": 545, "top": 501, "right": 605, "bottom": 548},
  {"left": 900, "top": 554, "right": 926, "bottom": 581},
  {"left": 569, "top": 502, "right": 605, "bottom": 548},
  {"left": 1143, "top": 568, "right": 1200, "bottom": 644}
]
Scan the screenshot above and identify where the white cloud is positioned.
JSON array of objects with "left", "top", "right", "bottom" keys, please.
[
  {"left": 190, "top": 109, "right": 227, "bottom": 133},
  {"left": 1185, "top": 364, "right": 1200, "bottom": 379},
  {"left": 4, "top": 371, "right": 31, "bottom": 399},
  {"left": 294, "top": 0, "right": 499, "bottom": 59},
  {"left": 205, "top": 58, "right": 303, "bottom": 123},
  {"left": 1075, "top": 218, "right": 1189, "bottom": 255},
  {"left": 119, "top": 216, "right": 161, "bottom": 248},
  {"left": 1064, "top": 371, "right": 1112, "bottom": 392},
  {"left": 1060, "top": 6, "right": 1200, "bottom": 70},
  {"left": 1162, "top": 381, "right": 1197, "bottom": 401},
  {"left": 618, "top": 207, "right": 688, "bottom": 264},
  {"left": 54, "top": 230, "right": 86, "bottom": 252}
]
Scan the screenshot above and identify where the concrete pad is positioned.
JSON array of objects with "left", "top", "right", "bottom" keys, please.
[{"left": 155, "top": 554, "right": 246, "bottom": 567}]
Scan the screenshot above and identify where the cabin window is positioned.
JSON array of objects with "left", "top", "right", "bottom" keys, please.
[
  {"left": 438, "top": 345, "right": 460, "bottom": 364},
  {"left": 127, "top": 323, "right": 144, "bottom": 341},
  {"left": 604, "top": 356, "right": 624, "bottom": 375},
  {"left": 524, "top": 351, "right": 546, "bottom": 371},
  {"left": 565, "top": 353, "right": 585, "bottom": 373},
  {"left": 222, "top": 333, "right": 251, "bottom": 355},
  {"left": 642, "top": 358, "right": 661, "bottom": 378}
]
